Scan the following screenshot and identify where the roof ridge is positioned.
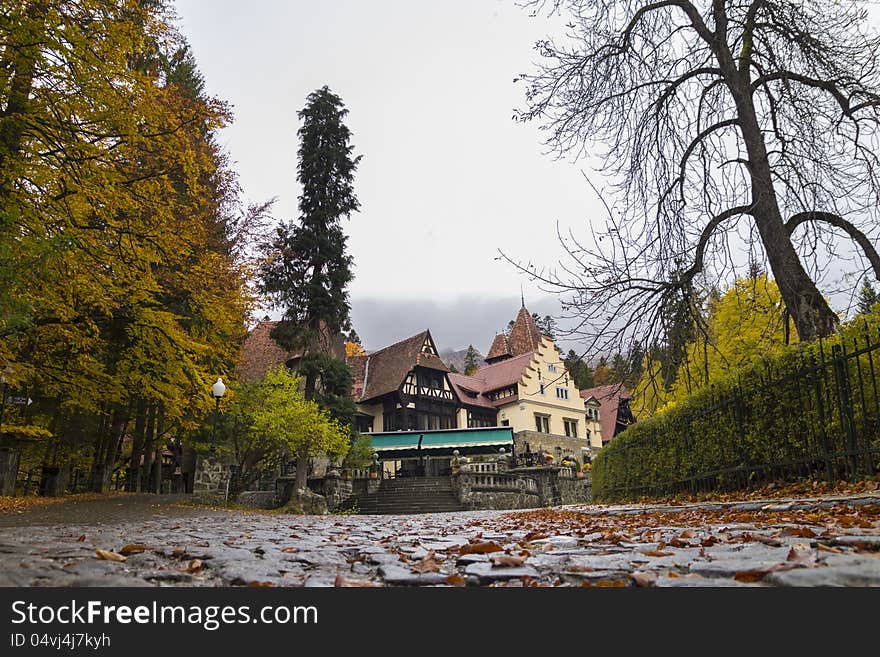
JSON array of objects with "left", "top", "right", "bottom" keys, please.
[
  {"left": 474, "top": 350, "right": 535, "bottom": 374},
  {"left": 366, "top": 330, "right": 428, "bottom": 358}
]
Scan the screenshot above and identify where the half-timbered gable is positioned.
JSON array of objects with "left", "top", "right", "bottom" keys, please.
[{"left": 351, "top": 330, "right": 459, "bottom": 433}]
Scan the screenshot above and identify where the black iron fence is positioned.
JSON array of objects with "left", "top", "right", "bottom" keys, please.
[{"left": 593, "top": 325, "right": 880, "bottom": 500}]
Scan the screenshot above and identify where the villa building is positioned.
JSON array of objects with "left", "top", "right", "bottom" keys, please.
[
  {"left": 239, "top": 305, "right": 635, "bottom": 479},
  {"left": 347, "top": 306, "right": 608, "bottom": 471}
]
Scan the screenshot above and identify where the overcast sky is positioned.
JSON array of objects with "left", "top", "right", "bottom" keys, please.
[
  {"left": 173, "top": 0, "right": 601, "bottom": 353},
  {"left": 174, "top": 1, "right": 880, "bottom": 355}
]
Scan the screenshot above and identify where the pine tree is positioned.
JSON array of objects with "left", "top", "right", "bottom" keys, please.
[
  {"left": 857, "top": 280, "right": 879, "bottom": 316},
  {"left": 563, "top": 349, "right": 594, "bottom": 390},
  {"left": 259, "top": 86, "right": 361, "bottom": 490},
  {"left": 463, "top": 345, "right": 480, "bottom": 376},
  {"left": 533, "top": 314, "right": 557, "bottom": 339}
]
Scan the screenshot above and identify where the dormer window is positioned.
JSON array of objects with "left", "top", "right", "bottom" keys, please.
[
  {"left": 421, "top": 339, "right": 437, "bottom": 355},
  {"left": 548, "top": 364, "right": 557, "bottom": 374}
]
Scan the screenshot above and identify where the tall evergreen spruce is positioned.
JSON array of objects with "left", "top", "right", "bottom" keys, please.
[
  {"left": 463, "top": 345, "right": 480, "bottom": 376},
  {"left": 260, "top": 86, "right": 361, "bottom": 490},
  {"left": 858, "top": 280, "right": 879, "bottom": 316}
]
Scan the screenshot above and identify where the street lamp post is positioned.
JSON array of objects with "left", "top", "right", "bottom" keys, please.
[
  {"left": 210, "top": 377, "right": 226, "bottom": 457},
  {"left": 0, "top": 366, "right": 13, "bottom": 436}
]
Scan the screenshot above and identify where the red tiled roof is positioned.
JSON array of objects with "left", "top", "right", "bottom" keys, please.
[
  {"left": 448, "top": 373, "right": 496, "bottom": 409},
  {"left": 237, "top": 321, "right": 300, "bottom": 383},
  {"left": 508, "top": 307, "right": 542, "bottom": 356},
  {"left": 474, "top": 351, "right": 535, "bottom": 391},
  {"left": 348, "top": 355, "right": 368, "bottom": 400},
  {"left": 448, "top": 352, "right": 535, "bottom": 408},
  {"left": 238, "top": 320, "right": 346, "bottom": 383},
  {"left": 580, "top": 384, "right": 632, "bottom": 443},
  {"left": 485, "top": 334, "right": 512, "bottom": 362},
  {"left": 357, "top": 330, "right": 449, "bottom": 402}
]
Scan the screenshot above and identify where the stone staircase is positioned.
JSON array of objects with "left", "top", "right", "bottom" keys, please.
[{"left": 345, "top": 476, "right": 465, "bottom": 515}]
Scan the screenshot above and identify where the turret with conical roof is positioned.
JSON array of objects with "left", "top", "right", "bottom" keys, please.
[
  {"left": 507, "top": 307, "right": 542, "bottom": 356},
  {"left": 485, "top": 333, "right": 513, "bottom": 364},
  {"left": 485, "top": 306, "right": 544, "bottom": 364}
]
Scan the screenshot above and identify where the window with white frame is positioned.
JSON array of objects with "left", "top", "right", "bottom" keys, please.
[
  {"left": 563, "top": 418, "right": 578, "bottom": 438},
  {"left": 556, "top": 387, "right": 568, "bottom": 400},
  {"left": 535, "top": 414, "right": 550, "bottom": 433}
]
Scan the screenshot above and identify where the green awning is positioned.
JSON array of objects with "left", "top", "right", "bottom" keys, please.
[{"left": 368, "top": 427, "right": 514, "bottom": 453}]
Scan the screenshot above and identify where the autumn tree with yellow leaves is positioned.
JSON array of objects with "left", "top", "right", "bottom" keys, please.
[{"left": 0, "top": 1, "right": 265, "bottom": 493}]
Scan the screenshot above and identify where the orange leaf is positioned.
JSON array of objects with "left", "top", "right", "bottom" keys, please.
[
  {"left": 281, "top": 547, "right": 299, "bottom": 553},
  {"left": 76, "top": 535, "right": 86, "bottom": 542},
  {"left": 95, "top": 549, "right": 126, "bottom": 562},
  {"left": 445, "top": 574, "right": 467, "bottom": 587},
  {"left": 334, "top": 574, "right": 381, "bottom": 587},
  {"left": 491, "top": 555, "right": 526, "bottom": 568},
  {"left": 185, "top": 559, "right": 203, "bottom": 573},
  {"left": 780, "top": 526, "right": 816, "bottom": 538},
  {"left": 639, "top": 548, "right": 673, "bottom": 557},
  {"left": 631, "top": 572, "right": 656, "bottom": 587},
  {"left": 119, "top": 544, "right": 149, "bottom": 556},
  {"left": 459, "top": 541, "right": 503, "bottom": 555},
  {"left": 410, "top": 550, "right": 440, "bottom": 574},
  {"left": 735, "top": 570, "right": 765, "bottom": 582}
]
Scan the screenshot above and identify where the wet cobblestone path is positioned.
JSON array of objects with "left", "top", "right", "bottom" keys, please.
[{"left": 1, "top": 494, "right": 878, "bottom": 587}]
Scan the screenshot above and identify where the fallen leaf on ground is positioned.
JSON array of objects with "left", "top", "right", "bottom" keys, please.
[
  {"left": 459, "top": 541, "right": 503, "bottom": 555},
  {"left": 247, "top": 581, "right": 275, "bottom": 587},
  {"left": 780, "top": 526, "right": 816, "bottom": 538},
  {"left": 639, "top": 548, "right": 673, "bottom": 557},
  {"left": 786, "top": 548, "right": 819, "bottom": 567},
  {"left": 95, "top": 549, "right": 126, "bottom": 562},
  {"left": 185, "top": 559, "right": 203, "bottom": 573},
  {"left": 445, "top": 574, "right": 466, "bottom": 587},
  {"left": 734, "top": 569, "right": 770, "bottom": 583},
  {"left": 565, "top": 565, "right": 595, "bottom": 573},
  {"left": 281, "top": 547, "right": 299, "bottom": 553},
  {"left": 582, "top": 579, "right": 626, "bottom": 588},
  {"left": 410, "top": 550, "right": 440, "bottom": 574},
  {"left": 680, "top": 529, "right": 696, "bottom": 539},
  {"left": 491, "top": 555, "right": 526, "bottom": 568},
  {"left": 631, "top": 572, "right": 656, "bottom": 587},
  {"left": 817, "top": 543, "right": 844, "bottom": 554},
  {"left": 76, "top": 535, "right": 86, "bottom": 542},
  {"left": 119, "top": 544, "right": 149, "bottom": 556},
  {"left": 334, "top": 574, "right": 381, "bottom": 587}
]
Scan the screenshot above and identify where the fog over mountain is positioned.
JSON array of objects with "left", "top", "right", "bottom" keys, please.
[{"left": 350, "top": 294, "right": 580, "bottom": 356}]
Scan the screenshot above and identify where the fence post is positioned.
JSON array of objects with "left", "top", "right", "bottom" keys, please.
[
  {"left": 812, "top": 353, "right": 835, "bottom": 485},
  {"left": 832, "top": 343, "right": 859, "bottom": 479}
]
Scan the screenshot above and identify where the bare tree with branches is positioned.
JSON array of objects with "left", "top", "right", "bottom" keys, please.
[{"left": 507, "top": 0, "right": 880, "bottom": 356}]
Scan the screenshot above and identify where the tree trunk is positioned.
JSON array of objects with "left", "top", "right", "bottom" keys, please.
[
  {"left": 732, "top": 79, "right": 839, "bottom": 341},
  {"left": 151, "top": 406, "right": 164, "bottom": 493},
  {"left": 294, "top": 450, "right": 309, "bottom": 492},
  {"left": 128, "top": 398, "right": 147, "bottom": 491},
  {"left": 140, "top": 403, "right": 156, "bottom": 492}
]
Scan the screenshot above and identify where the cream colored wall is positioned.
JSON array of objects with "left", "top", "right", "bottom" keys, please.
[
  {"left": 456, "top": 408, "right": 468, "bottom": 429},
  {"left": 585, "top": 402, "right": 603, "bottom": 448},
  {"left": 497, "top": 336, "right": 590, "bottom": 438},
  {"left": 356, "top": 403, "right": 384, "bottom": 432}
]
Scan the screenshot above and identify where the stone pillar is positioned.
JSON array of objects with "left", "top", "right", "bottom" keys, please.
[
  {"left": 192, "top": 455, "right": 233, "bottom": 505},
  {"left": 323, "top": 470, "right": 354, "bottom": 512},
  {"left": 39, "top": 465, "right": 69, "bottom": 497},
  {"left": 0, "top": 448, "right": 20, "bottom": 496}
]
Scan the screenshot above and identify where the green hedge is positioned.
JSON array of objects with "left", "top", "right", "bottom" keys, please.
[{"left": 592, "top": 317, "right": 880, "bottom": 502}]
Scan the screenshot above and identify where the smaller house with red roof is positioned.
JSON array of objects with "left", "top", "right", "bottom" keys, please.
[{"left": 579, "top": 384, "right": 636, "bottom": 448}]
